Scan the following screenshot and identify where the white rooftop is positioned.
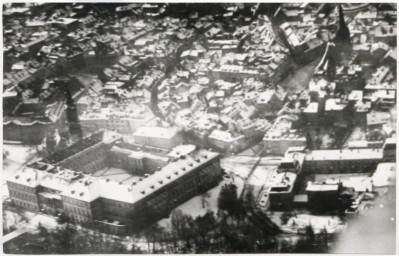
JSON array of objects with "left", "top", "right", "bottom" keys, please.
[
  {"left": 372, "top": 162, "right": 396, "bottom": 187},
  {"left": 306, "top": 183, "right": 339, "bottom": 192},
  {"left": 133, "top": 126, "right": 179, "bottom": 139},
  {"left": 306, "top": 148, "right": 383, "bottom": 161}
]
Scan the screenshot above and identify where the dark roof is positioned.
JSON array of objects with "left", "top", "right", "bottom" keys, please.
[{"left": 42, "top": 130, "right": 105, "bottom": 164}]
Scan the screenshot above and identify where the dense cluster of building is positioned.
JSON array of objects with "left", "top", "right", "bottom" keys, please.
[
  {"left": 256, "top": 3, "right": 396, "bottom": 215},
  {"left": 3, "top": 3, "right": 396, "bottom": 236}
]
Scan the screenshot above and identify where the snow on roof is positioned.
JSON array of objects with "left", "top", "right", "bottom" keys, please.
[
  {"left": 39, "top": 170, "right": 76, "bottom": 191},
  {"left": 348, "top": 140, "right": 369, "bottom": 148},
  {"left": 372, "top": 162, "right": 396, "bottom": 187},
  {"left": 325, "top": 98, "right": 346, "bottom": 111},
  {"left": 61, "top": 176, "right": 102, "bottom": 202},
  {"left": 7, "top": 167, "right": 40, "bottom": 188},
  {"left": 367, "top": 112, "right": 391, "bottom": 126},
  {"left": 208, "top": 129, "right": 244, "bottom": 142},
  {"left": 19, "top": 148, "right": 218, "bottom": 204},
  {"left": 110, "top": 146, "right": 168, "bottom": 162},
  {"left": 256, "top": 90, "right": 276, "bottom": 104},
  {"left": 270, "top": 172, "right": 297, "bottom": 193},
  {"left": 348, "top": 90, "right": 363, "bottom": 101},
  {"left": 304, "top": 102, "right": 318, "bottom": 113},
  {"left": 305, "top": 148, "right": 383, "bottom": 161},
  {"left": 133, "top": 126, "right": 179, "bottom": 139},
  {"left": 52, "top": 18, "right": 78, "bottom": 25},
  {"left": 167, "top": 144, "right": 197, "bottom": 158},
  {"left": 306, "top": 182, "right": 339, "bottom": 192},
  {"left": 129, "top": 150, "right": 219, "bottom": 203}
]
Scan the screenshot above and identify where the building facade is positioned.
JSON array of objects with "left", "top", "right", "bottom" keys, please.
[
  {"left": 303, "top": 148, "right": 384, "bottom": 174},
  {"left": 7, "top": 141, "right": 222, "bottom": 235},
  {"left": 132, "top": 126, "right": 183, "bottom": 150}
]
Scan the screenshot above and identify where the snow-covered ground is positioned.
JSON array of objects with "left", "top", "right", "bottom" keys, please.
[
  {"left": 26, "top": 212, "right": 59, "bottom": 230},
  {"left": 342, "top": 126, "right": 367, "bottom": 148},
  {"left": 280, "top": 59, "right": 319, "bottom": 93},
  {"left": 221, "top": 156, "right": 256, "bottom": 179},
  {"left": 4, "top": 209, "right": 59, "bottom": 232},
  {"left": 3, "top": 145, "right": 39, "bottom": 198},
  {"left": 158, "top": 155, "right": 282, "bottom": 231},
  {"left": 158, "top": 176, "right": 244, "bottom": 230},
  {"left": 371, "top": 163, "right": 396, "bottom": 187},
  {"left": 3, "top": 145, "right": 38, "bottom": 174},
  {"left": 313, "top": 173, "right": 372, "bottom": 192},
  {"left": 247, "top": 165, "right": 278, "bottom": 198},
  {"left": 221, "top": 156, "right": 281, "bottom": 179},
  {"left": 282, "top": 214, "right": 346, "bottom": 234}
]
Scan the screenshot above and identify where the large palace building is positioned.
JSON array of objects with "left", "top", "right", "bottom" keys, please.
[{"left": 7, "top": 130, "right": 222, "bottom": 235}]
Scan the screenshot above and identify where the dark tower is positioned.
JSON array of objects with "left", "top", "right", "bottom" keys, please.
[
  {"left": 326, "top": 51, "right": 337, "bottom": 82},
  {"left": 65, "top": 89, "right": 83, "bottom": 140},
  {"left": 150, "top": 82, "right": 163, "bottom": 119},
  {"left": 334, "top": 4, "right": 351, "bottom": 44}
]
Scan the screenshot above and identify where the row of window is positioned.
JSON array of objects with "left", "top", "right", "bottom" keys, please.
[
  {"left": 62, "top": 196, "right": 88, "bottom": 207},
  {"left": 8, "top": 182, "right": 34, "bottom": 192},
  {"left": 103, "top": 207, "right": 131, "bottom": 218},
  {"left": 64, "top": 204, "right": 91, "bottom": 217},
  {"left": 135, "top": 137, "right": 172, "bottom": 147},
  {"left": 68, "top": 212, "right": 89, "bottom": 223},
  {"left": 10, "top": 190, "right": 37, "bottom": 201},
  {"left": 82, "top": 159, "right": 108, "bottom": 174},
  {"left": 306, "top": 161, "right": 377, "bottom": 170},
  {"left": 102, "top": 198, "right": 133, "bottom": 209},
  {"left": 70, "top": 151, "right": 107, "bottom": 168},
  {"left": 145, "top": 165, "right": 218, "bottom": 211},
  {"left": 13, "top": 199, "right": 39, "bottom": 211},
  {"left": 106, "top": 119, "right": 128, "bottom": 124}
]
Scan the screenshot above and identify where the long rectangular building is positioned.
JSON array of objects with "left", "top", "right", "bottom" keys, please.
[
  {"left": 7, "top": 146, "right": 222, "bottom": 235},
  {"left": 303, "top": 148, "right": 384, "bottom": 173}
]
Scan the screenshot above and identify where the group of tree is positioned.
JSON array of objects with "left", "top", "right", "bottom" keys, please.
[
  {"left": 133, "top": 183, "right": 282, "bottom": 253},
  {"left": 5, "top": 183, "right": 331, "bottom": 254},
  {"left": 278, "top": 225, "right": 331, "bottom": 253},
  {"left": 135, "top": 183, "right": 331, "bottom": 253},
  {"left": 4, "top": 223, "right": 133, "bottom": 254}
]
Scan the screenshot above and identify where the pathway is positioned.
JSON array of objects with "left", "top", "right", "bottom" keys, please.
[{"left": 3, "top": 228, "right": 29, "bottom": 244}]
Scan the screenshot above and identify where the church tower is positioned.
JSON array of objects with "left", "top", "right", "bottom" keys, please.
[{"left": 334, "top": 4, "right": 351, "bottom": 44}]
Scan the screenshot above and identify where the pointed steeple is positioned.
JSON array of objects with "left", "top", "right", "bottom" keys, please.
[{"left": 335, "top": 4, "right": 350, "bottom": 44}]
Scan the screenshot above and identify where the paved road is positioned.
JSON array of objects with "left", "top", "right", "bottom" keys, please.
[{"left": 3, "top": 228, "right": 29, "bottom": 244}]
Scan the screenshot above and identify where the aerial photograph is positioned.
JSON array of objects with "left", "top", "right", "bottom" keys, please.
[{"left": 2, "top": 2, "right": 396, "bottom": 254}]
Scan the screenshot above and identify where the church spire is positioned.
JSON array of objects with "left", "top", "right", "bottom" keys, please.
[{"left": 335, "top": 4, "right": 351, "bottom": 44}]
